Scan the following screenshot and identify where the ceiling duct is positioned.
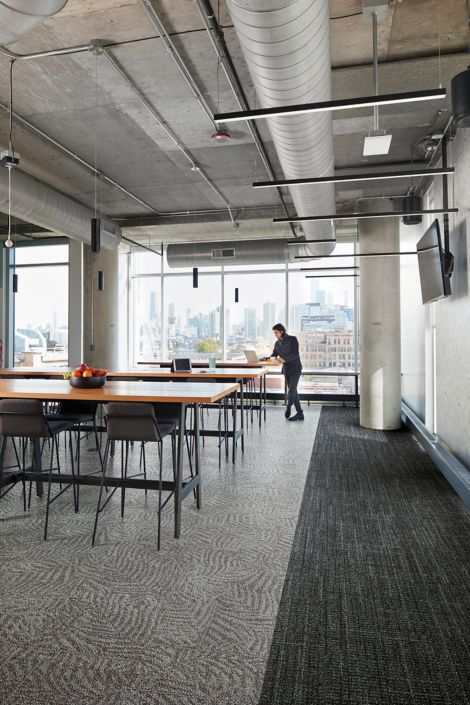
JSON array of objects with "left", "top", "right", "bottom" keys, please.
[
  {"left": 0, "top": 167, "right": 121, "bottom": 249},
  {"left": 0, "top": 1, "right": 68, "bottom": 45},
  {"left": 168, "top": 0, "right": 336, "bottom": 268}
]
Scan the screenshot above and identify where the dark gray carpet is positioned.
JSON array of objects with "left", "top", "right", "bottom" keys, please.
[{"left": 259, "top": 407, "right": 470, "bottom": 705}]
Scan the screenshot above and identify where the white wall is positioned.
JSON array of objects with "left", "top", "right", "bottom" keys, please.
[{"left": 401, "top": 129, "right": 470, "bottom": 469}]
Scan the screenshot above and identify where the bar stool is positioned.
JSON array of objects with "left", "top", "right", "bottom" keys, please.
[
  {"left": 46, "top": 400, "right": 103, "bottom": 510},
  {"left": 92, "top": 402, "right": 177, "bottom": 549},
  {"left": 0, "top": 399, "right": 77, "bottom": 540}
]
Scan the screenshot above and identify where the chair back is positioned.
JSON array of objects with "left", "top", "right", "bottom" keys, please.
[
  {"left": 0, "top": 399, "right": 50, "bottom": 438},
  {"left": 106, "top": 402, "right": 162, "bottom": 442}
]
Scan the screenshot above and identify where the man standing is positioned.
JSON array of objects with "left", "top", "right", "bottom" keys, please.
[{"left": 263, "top": 323, "right": 304, "bottom": 421}]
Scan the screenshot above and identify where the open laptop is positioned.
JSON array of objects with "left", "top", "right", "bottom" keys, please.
[
  {"left": 243, "top": 349, "right": 259, "bottom": 363},
  {"left": 171, "top": 358, "right": 192, "bottom": 373}
]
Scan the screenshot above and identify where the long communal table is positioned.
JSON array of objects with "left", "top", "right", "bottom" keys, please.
[
  {"left": 0, "top": 378, "right": 238, "bottom": 539},
  {"left": 0, "top": 367, "right": 270, "bottom": 457}
]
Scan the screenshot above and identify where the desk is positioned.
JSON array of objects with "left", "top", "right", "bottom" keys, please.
[{"left": 0, "top": 378, "right": 237, "bottom": 539}]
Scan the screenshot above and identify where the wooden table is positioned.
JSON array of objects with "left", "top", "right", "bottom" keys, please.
[
  {"left": 0, "top": 378, "right": 237, "bottom": 539},
  {"left": 137, "top": 359, "right": 279, "bottom": 368},
  {"left": 0, "top": 367, "right": 270, "bottom": 453}
]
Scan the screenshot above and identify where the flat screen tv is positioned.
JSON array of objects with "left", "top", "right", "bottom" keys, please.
[{"left": 417, "top": 219, "right": 452, "bottom": 304}]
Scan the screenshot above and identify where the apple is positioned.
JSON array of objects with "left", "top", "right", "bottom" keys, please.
[
  {"left": 78, "top": 363, "right": 89, "bottom": 373},
  {"left": 82, "top": 369, "right": 93, "bottom": 378},
  {"left": 72, "top": 370, "right": 81, "bottom": 378}
]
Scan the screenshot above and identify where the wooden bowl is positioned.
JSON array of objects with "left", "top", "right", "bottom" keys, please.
[{"left": 69, "top": 375, "right": 106, "bottom": 389}]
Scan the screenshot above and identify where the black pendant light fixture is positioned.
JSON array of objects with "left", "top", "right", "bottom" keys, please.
[
  {"left": 12, "top": 273, "right": 18, "bottom": 293},
  {"left": 234, "top": 287, "right": 239, "bottom": 303},
  {"left": 193, "top": 267, "right": 199, "bottom": 288},
  {"left": 91, "top": 217, "right": 101, "bottom": 253},
  {"left": 98, "top": 270, "right": 105, "bottom": 291}
]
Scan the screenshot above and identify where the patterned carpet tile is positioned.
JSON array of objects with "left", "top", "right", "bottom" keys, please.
[{"left": 0, "top": 406, "right": 320, "bottom": 705}]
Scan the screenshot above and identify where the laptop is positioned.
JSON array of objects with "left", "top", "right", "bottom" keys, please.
[
  {"left": 243, "top": 349, "right": 259, "bottom": 363},
  {"left": 171, "top": 358, "right": 192, "bottom": 373}
]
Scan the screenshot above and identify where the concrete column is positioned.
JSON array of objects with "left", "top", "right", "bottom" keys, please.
[
  {"left": 83, "top": 246, "right": 120, "bottom": 370},
  {"left": 359, "top": 199, "right": 401, "bottom": 429}
]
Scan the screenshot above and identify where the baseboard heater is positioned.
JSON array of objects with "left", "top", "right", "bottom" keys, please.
[{"left": 401, "top": 401, "right": 470, "bottom": 508}]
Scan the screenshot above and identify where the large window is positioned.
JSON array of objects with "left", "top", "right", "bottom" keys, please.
[
  {"left": 165, "top": 274, "right": 221, "bottom": 358},
  {"left": 289, "top": 243, "right": 357, "bottom": 395},
  {"left": 224, "top": 271, "right": 286, "bottom": 360},
  {"left": 10, "top": 242, "right": 69, "bottom": 368},
  {"left": 130, "top": 245, "right": 359, "bottom": 397}
]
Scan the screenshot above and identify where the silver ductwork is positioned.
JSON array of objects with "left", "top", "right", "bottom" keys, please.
[
  {"left": 168, "top": 0, "right": 336, "bottom": 268},
  {"left": 0, "top": 167, "right": 121, "bottom": 249},
  {"left": 166, "top": 237, "right": 324, "bottom": 268},
  {"left": 0, "top": 1, "right": 68, "bottom": 45}
]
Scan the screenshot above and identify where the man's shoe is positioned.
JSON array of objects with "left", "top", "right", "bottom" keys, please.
[
  {"left": 285, "top": 405, "right": 292, "bottom": 419},
  {"left": 288, "top": 413, "right": 304, "bottom": 422}
]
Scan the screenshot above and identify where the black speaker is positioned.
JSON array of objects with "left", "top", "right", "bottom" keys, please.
[
  {"left": 452, "top": 67, "right": 470, "bottom": 128},
  {"left": 402, "top": 195, "right": 422, "bottom": 225}
]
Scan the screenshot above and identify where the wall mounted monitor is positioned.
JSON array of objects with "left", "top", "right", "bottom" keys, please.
[{"left": 417, "top": 219, "right": 451, "bottom": 304}]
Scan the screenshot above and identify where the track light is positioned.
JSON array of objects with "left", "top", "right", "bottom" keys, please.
[
  {"left": 253, "top": 167, "right": 454, "bottom": 190},
  {"left": 305, "top": 274, "right": 359, "bottom": 278},
  {"left": 215, "top": 88, "right": 446, "bottom": 124}
]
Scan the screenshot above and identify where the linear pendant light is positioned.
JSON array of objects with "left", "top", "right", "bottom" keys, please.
[
  {"left": 253, "top": 167, "right": 454, "bottom": 189},
  {"left": 305, "top": 274, "right": 359, "bottom": 278},
  {"left": 193, "top": 267, "right": 199, "bottom": 288},
  {"left": 215, "top": 88, "right": 446, "bottom": 124},
  {"left": 295, "top": 246, "right": 437, "bottom": 260},
  {"left": 274, "top": 207, "right": 457, "bottom": 224}
]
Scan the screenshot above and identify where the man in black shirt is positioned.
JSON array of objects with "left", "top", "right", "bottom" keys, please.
[{"left": 262, "top": 323, "right": 304, "bottom": 421}]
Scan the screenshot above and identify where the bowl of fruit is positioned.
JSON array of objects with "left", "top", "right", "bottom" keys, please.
[{"left": 66, "top": 364, "right": 108, "bottom": 388}]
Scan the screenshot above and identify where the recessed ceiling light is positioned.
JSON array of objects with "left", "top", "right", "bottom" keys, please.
[{"left": 363, "top": 134, "right": 392, "bottom": 156}]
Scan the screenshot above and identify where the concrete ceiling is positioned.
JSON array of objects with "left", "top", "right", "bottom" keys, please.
[{"left": 0, "top": 0, "right": 468, "bottom": 247}]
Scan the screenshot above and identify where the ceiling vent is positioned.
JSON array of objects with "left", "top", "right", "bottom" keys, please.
[{"left": 211, "top": 248, "right": 236, "bottom": 259}]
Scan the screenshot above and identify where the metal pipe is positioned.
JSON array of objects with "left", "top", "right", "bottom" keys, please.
[
  {"left": 441, "top": 135, "right": 450, "bottom": 255},
  {"left": 137, "top": 0, "right": 217, "bottom": 130},
  {"left": 372, "top": 11, "right": 379, "bottom": 132},
  {"left": 0, "top": 44, "right": 90, "bottom": 61},
  {"left": 102, "top": 47, "right": 235, "bottom": 223}
]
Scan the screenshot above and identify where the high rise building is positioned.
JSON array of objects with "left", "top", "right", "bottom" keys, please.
[
  {"left": 149, "top": 291, "right": 157, "bottom": 320},
  {"left": 262, "top": 301, "right": 276, "bottom": 337},
  {"left": 244, "top": 307, "right": 257, "bottom": 340}
]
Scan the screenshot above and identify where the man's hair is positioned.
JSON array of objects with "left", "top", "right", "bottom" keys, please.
[{"left": 272, "top": 323, "right": 286, "bottom": 335}]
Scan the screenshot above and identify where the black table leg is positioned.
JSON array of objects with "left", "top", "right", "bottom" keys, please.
[
  {"left": 33, "top": 438, "right": 43, "bottom": 497},
  {"left": 194, "top": 402, "right": 201, "bottom": 509},
  {"left": 174, "top": 402, "right": 186, "bottom": 538}
]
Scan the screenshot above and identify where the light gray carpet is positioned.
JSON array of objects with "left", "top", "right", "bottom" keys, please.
[
  {"left": 259, "top": 407, "right": 470, "bottom": 705},
  {"left": 0, "top": 406, "right": 320, "bottom": 705}
]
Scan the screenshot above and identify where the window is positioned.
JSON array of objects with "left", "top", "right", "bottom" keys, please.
[
  {"left": 10, "top": 243, "right": 69, "bottom": 368},
  {"left": 224, "top": 272, "right": 286, "bottom": 360},
  {"left": 165, "top": 274, "right": 222, "bottom": 358},
  {"left": 288, "top": 243, "right": 357, "bottom": 395}
]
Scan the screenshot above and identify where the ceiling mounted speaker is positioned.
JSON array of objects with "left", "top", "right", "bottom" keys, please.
[
  {"left": 402, "top": 195, "right": 423, "bottom": 225},
  {"left": 451, "top": 67, "right": 470, "bottom": 128}
]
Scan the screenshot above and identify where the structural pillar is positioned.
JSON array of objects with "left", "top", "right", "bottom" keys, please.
[
  {"left": 359, "top": 199, "right": 401, "bottom": 429},
  {"left": 83, "top": 246, "right": 120, "bottom": 370}
]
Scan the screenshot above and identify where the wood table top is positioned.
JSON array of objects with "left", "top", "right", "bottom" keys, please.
[
  {"left": 0, "top": 367, "right": 268, "bottom": 379},
  {"left": 137, "top": 360, "right": 279, "bottom": 368},
  {"left": 0, "top": 379, "right": 238, "bottom": 404}
]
